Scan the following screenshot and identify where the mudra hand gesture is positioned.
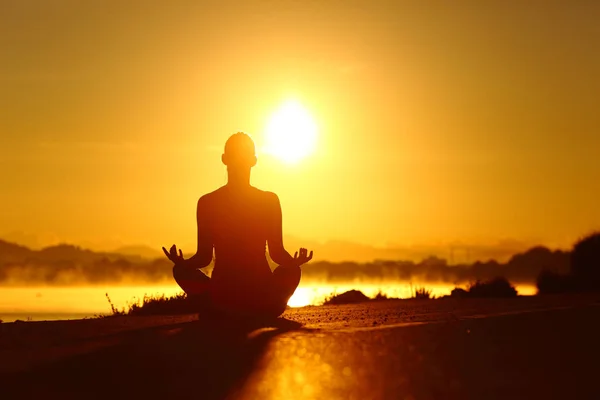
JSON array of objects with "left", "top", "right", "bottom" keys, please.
[
  {"left": 162, "top": 244, "right": 185, "bottom": 265},
  {"left": 293, "top": 247, "right": 313, "bottom": 267}
]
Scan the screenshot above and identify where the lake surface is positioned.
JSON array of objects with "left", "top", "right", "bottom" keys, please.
[{"left": 0, "top": 282, "right": 536, "bottom": 322}]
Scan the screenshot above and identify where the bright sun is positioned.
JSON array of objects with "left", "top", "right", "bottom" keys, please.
[{"left": 264, "top": 101, "right": 318, "bottom": 164}]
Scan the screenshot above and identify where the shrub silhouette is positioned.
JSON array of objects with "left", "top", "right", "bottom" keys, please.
[
  {"left": 104, "top": 292, "right": 197, "bottom": 316},
  {"left": 467, "top": 277, "right": 517, "bottom": 298},
  {"left": 571, "top": 231, "right": 600, "bottom": 290},
  {"left": 413, "top": 287, "right": 433, "bottom": 300},
  {"left": 536, "top": 269, "right": 574, "bottom": 294},
  {"left": 450, "top": 288, "right": 469, "bottom": 298},
  {"left": 373, "top": 291, "right": 390, "bottom": 301},
  {"left": 125, "top": 293, "right": 194, "bottom": 316},
  {"left": 323, "top": 290, "right": 370, "bottom": 305},
  {"left": 451, "top": 278, "right": 517, "bottom": 298}
]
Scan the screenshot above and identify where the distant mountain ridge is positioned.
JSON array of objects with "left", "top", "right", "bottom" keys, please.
[
  {"left": 2, "top": 231, "right": 546, "bottom": 263},
  {"left": 0, "top": 239, "right": 174, "bottom": 285},
  {"left": 111, "top": 245, "right": 163, "bottom": 260},
  {"left": 0, "top": 240, "right": 33, "bottom": 262},
  {"left": 0, "top": 239, "right": 159, "bottom": 264},
  {"left": 0, "top": 239, "right": 571, "bottom": 286}
]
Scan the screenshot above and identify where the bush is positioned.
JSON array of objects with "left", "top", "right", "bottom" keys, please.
[
  {"left": 451, "top": 277, "right": 518, "bottom": 298},
  {"left": 450, "top": 288, "right": 468, "bottom": 298},
  {"left": 323, "top": 290, "right": 370, "bottom": 305},
  {"left": 468, "top": 277, "right": 517, "bottom": 298},
  {"left": 536, "top": 270, "right": 575, "bottom": 294},
  {"left": 571, "top": 231, "right": 600, "bottom": 290}
]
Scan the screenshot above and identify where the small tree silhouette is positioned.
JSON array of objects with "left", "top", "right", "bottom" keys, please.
[{"left": 571, "top": 231, "right": 600, "bottom": 290}]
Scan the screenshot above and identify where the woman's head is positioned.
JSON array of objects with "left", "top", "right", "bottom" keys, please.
[{"left": 222, "top": 132, "right": 257, "bottom": 169}]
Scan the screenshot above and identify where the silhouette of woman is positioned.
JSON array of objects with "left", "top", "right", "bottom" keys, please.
[{"left": 163, "top": 132, "right": 313, "bottom": 317}]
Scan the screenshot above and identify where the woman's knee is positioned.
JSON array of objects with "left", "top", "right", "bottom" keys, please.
[
  {"left": 172, "top": 264, "right": 188, "bottom": 282},
  {"left": 273, "top": 264, "right": 301, "bottom": 287},
  {"left": 172, "top": 265, "right": 210, "bottom": 295}
]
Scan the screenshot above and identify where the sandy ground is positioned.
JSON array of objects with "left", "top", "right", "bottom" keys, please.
[{"left": 1, "top": 294, "right": 600, "bottom": 399}]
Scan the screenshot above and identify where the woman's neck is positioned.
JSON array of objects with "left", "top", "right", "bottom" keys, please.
[{"left": 226, "top": 168, "right": 251, "bottom": 189}]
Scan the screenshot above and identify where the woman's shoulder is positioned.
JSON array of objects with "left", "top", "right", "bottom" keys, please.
[
  {"left": 252, "top": 187, "right": 279, "bottom": 202},
  {"left": 197, "top": 187, "right": 226, "bottom": 207}
]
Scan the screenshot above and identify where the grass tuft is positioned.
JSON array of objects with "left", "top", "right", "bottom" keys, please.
[
  {"left": 104, "top": 292, "right": 197, "bottom": 317},
  {"left": 413, "top": 287, "right": 433, "bottom": 300},
  {"left": 373, "top": 291, "right": 390, "bottom": 301},
  {"left": 105, "top": 293, "right": 126, "bottom": 316}
]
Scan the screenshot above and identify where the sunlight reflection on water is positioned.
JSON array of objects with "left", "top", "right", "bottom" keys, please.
[
  {"left": 288, "top": 282, "right": 537, "bottom": 307},
  {"left": 0, "top": 282, "right": 537, "bottom": 321}
]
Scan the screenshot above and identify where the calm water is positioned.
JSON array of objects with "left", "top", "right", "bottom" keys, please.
[{"left": 0, "top": 282, "right": 536, "bottom": 322}]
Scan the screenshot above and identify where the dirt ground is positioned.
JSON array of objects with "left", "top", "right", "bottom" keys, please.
[{"left": 1, "top": 294, "right": 600, "bottom": 399}]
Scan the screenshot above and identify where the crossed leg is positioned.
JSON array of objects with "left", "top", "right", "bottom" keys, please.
[
  {"left": 172, "top": 265, "right": 210, "bottom": 296},
  {"left": 172, "top": 264, "right": 301, "bottom": 317},
  {"left": 269, "top": 264, "right": 302, "bottom": 315}
]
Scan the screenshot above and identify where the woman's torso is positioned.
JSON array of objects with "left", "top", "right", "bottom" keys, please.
[{"left": 204, "top": 186, "right": 273, "bottom": 285}]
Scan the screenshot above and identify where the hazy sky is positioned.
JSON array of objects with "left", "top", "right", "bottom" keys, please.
[{"left": 1, "top": 0, "right": 599, "bottom": 254}]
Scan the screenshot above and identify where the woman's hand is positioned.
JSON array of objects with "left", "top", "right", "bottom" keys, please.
[
  {"left": 162, "top": 244, "right": 186, "bottom": 265},
  {"left": 293, "top": 247, "right": 313, "bottom": 267}
]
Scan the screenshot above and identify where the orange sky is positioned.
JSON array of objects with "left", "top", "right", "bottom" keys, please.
[{"left": 1, "top": 1, "right": 599, "bottom": 258}]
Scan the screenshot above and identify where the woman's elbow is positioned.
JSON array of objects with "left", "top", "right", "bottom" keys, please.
[
  {"left": 189, "top": 253, "right": 213, "bottom": 269},
  {"left": 199, "top": 255, "right": 213, "bottom": 268},
  {"left": 268, "top": 249, "right": 280, "bottom": 263},
  {"left": 270, "top": 249, "right": 290, "bottom": 266}
]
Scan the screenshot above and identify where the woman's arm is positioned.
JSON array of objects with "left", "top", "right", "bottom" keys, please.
[
  {"left": 163, "top": 196, "right": 213, "bottom": 269},
  {"left": 188, "top": 196, "right": 214, "bottom": 269},
  {"left": 266, "top": 193, "right": 313, "bottom": 266},
  {"left": 266, "top": 193, "right": 295, "bottom": 265}
]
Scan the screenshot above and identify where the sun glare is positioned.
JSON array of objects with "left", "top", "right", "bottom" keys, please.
[
  {"left": 287, "top": 287, "right": 312, "bottom": 307},
  {"left": 264, "top": 100, "right": 318, "bottom": 164}
]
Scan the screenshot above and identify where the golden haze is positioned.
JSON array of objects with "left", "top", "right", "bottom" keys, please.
[{"left": 1, "top": 1, "right": 599, "bottom": 256}]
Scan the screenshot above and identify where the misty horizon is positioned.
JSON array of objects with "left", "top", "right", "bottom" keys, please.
[
  {"left": 0, "top": 230, "right": 580, "bottom": 265},
  {"left": 0, "top": 236, "right": 571, "bottom": 287}
]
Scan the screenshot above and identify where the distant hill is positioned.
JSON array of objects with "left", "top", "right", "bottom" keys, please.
[
  {"left": 0, "top": 239, "right": 572, "bottom": 286},
  {"left": 0, "top": 240, "right": 174, "bottom": 285},
  {"left": 37, "top": 244, "right": 98, "bottom": 263},
  {"left": 0, "top": 241, "right": 157, "bottom": 265},
  {"left": 0, "top": 240, "right": 34, "bottom": 262},
  {"left": 112, "top": 245, "right": 162, "bottom": 260}
]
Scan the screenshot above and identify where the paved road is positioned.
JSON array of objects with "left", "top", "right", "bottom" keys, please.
[{"left": 2, "top": 295, "right": 600, "bottom": 399}]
